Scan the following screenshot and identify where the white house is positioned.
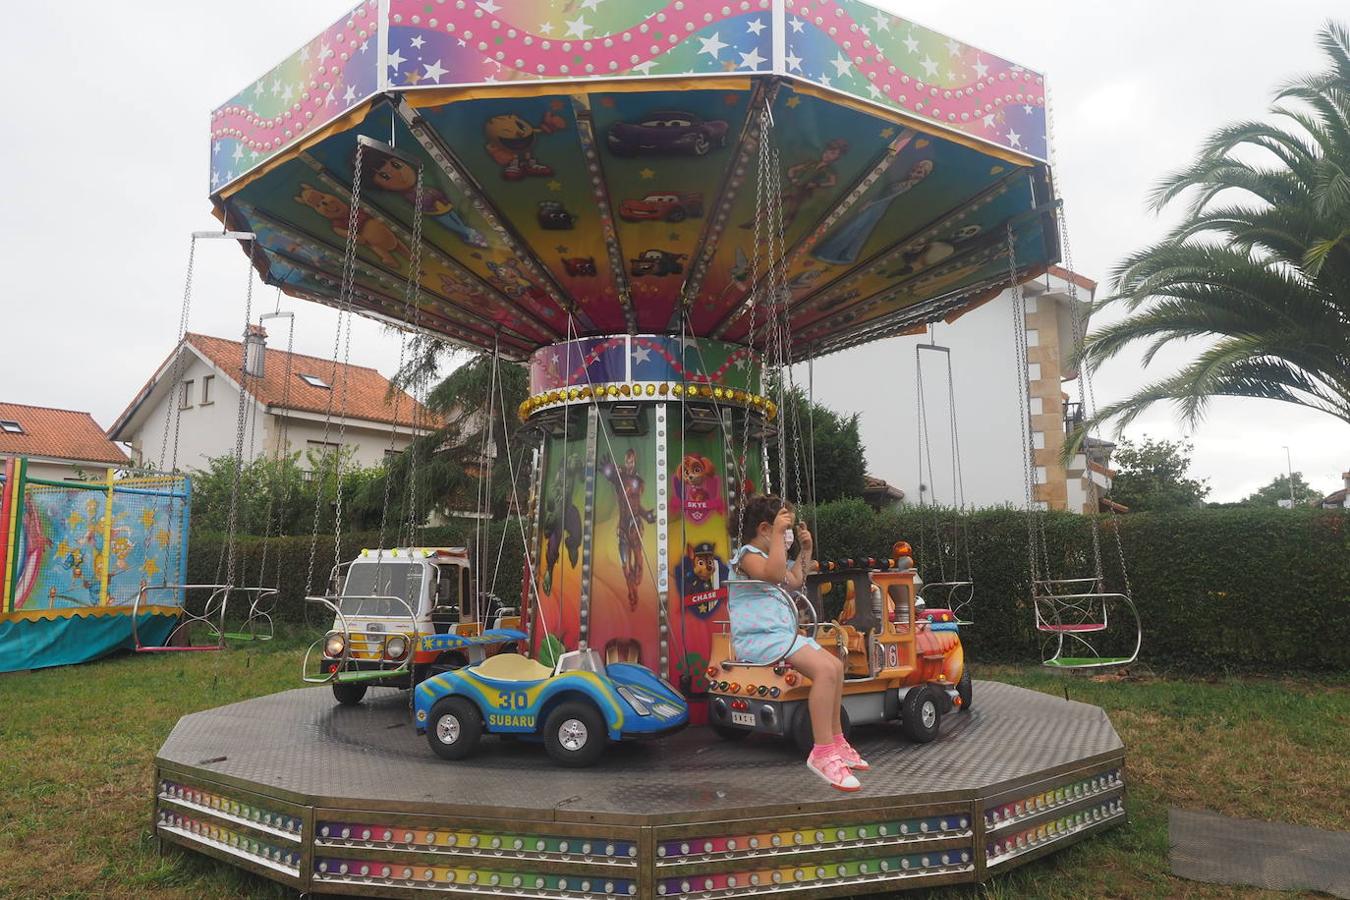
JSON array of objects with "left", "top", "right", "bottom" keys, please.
[
  {"left": 812, "top": 267, "right": 1115, "bottom": 514},
  {"left": 0, "top": 402, "right": 130, "bottom": 481},
  {"left": 1320, "top": 471, "right": 1350, "bottom": 510},
  {"left": 108, "top": 332, "right": 440, "bottom": 473}
]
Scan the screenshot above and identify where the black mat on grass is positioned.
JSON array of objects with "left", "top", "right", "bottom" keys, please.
[{"left": 1170, "top": 808, "right": 1350, "bottom": 898}]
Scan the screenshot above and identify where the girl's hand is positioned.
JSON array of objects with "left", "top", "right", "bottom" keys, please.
[
  {"left": 773, "top": 507, "right": 795, "bottom": 534},
  {"left": 797, "top": 525, "right": 813, "bottom": 554}
]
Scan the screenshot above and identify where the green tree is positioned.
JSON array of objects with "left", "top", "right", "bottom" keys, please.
[
  {"left": 1109, "top": 437, "right": 1210, "bottom": 512},
  {"left": 1239, "top": 472, "right": 1326, "bottom": 507},
  {"left": 1073, "top": 23, "right": 1350, "bottom": 444},
  {"left": 349, "top": 340, "right": 532, "bottom": 533},
  {"left": 768, "top": 386, "right": 868, "bottom": 504}
]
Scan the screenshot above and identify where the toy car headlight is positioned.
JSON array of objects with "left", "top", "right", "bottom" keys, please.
[
  {"left": 616, "top": 686, "right": 651, "bottom": 716},
  {"left": 324, "top": 633, "right": 346, "bottom": 658},
  {"left": 384, "top": 635, "right": 409, "bottom": 661},
  {"left": 651, "top": 701, "right": 683, "bottom": 719}
]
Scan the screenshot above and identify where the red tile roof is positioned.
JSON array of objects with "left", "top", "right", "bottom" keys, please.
[
  {"left": 0, "top": 402, "right": 130, "bottom": 466},
  {"left": 184, "top": 333, "right": 439, "bottom": 430}
]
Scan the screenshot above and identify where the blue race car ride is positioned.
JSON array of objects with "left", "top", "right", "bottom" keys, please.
[{"left": 414, "top": 648, "right": 689, "bottom": 767}]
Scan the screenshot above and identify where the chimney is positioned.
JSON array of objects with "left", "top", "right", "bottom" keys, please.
[{"left": 243, "top": 324, "right": 268, "bottom": 378}]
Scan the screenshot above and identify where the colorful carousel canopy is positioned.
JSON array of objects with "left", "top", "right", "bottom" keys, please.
[{"left": 210, "top": 0, "right": 1059, "bottom": 361}]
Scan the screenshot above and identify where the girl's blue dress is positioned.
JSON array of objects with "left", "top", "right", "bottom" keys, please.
[{"left": 727, "top": 545, "right": 822, "bottom": 664}]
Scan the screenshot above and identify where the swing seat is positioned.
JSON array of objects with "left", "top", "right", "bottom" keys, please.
[
  {"left": 136, "top": 645, "right": 222, "bottom": 653},
  {"left": 1037, "top": 622, "right": 1108, "bottom": 634},
  {"left": 221, "top": 632, "right": 273, "bottom": 642},
  {"left": 1044, "top": 656, "right": 1134, "bottom": 669}
]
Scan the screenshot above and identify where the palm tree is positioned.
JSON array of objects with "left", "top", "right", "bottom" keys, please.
[{"left": 1073, "top": 22, "right": 1350, "bottom": 444}]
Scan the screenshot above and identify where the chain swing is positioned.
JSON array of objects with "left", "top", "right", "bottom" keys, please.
[
  {"left": 1006, "top": 220, "right": 1140, "bottom": 669},
  {"left": 132, "top": 229, "right": 257, "bottom": 654},
  {"left": 300, "top": 139, "right": 420, "bottom": 689},
  {"left": 914, "top": 327, "right": 975, "bottom": 624}
]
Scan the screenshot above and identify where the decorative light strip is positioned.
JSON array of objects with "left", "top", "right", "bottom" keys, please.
[
  {"left": 572, "top": 100, "right": 633, "bottom": 325},
  {"left": 157, "top": 809, "right": 301, "bottom": 875},
  {"left": 986, "top": 797, "right": 1124, "bottom": 867},
  {"left": 985, "top": 768, "right": 1123, "bottom": 833},
  {"left": 315, "top": 821, "right": 638, "bottom": 865},
  {"left": 657, "top": 814, "right": 971, "bottom": 865},
  {"left": 656, "top": 849, "right": 973, "bottom": 897},
  {"left": 520, "top": 382, "right": 777, "bottom": 422},
  {"left": 313, "top": 858, "right": 637, "bottom": 896},
  {"left": 157, "top": 780, "right": 302, "bottom": 841},
  {"left": 655, "top": 402, "right": 671, "bottom": 678}
]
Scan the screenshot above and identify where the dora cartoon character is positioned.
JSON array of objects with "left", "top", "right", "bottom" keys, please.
[
  {"left": 295, "top": 184, "right": 410, "bottom": 267},
  {"left": 483, "top": 110, "right": 567, "bottom": 181},
  {"left": 360, "top": 147, "right": 488, "bottom": 248}
]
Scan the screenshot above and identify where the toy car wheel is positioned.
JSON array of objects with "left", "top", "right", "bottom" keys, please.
[
  {"left": 666, "top": 207, "right": 687, "bottom": 223},
  {"left": 711, "top": 722, "right": 751, "bottom": 742},
  {"left": 543, "top": 701, "right": 607, "bottom": 768},
  {"left": 332, "top": 683, "right": 367, "bottom": 706},
  {"left": 691, "top": 133, "right": 711, "bottom": 155},
  {"left": 426, "top": 697, "right": 483, "bottom": 761},
  {"left": 900, "top": 686, "right": 942, "bottom": 743},
  {"left": 957, "top": 669, "right": 973, "bottom": 713}
]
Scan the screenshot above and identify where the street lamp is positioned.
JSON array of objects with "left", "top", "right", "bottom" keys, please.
[{"left": 1281, "top": 445, "right": 1295, "bottom": 507}]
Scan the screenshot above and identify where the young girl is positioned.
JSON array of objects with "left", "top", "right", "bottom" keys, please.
[{"left": 729, "top": 495, "right": 868, "bottom": 791}]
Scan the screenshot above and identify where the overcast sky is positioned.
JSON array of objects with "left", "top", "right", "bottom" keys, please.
[{"left": 0, "top": 1, "right": 1345, "bottom": 501}]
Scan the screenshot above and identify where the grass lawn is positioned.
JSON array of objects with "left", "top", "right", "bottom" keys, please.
[{"left": 1, "top": 640, "right": 1347, "bottom": 899}]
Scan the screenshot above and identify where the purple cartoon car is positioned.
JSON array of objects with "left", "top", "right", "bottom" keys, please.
[{"left": 607, "top": 111, "right": 730, "bottom": 157}]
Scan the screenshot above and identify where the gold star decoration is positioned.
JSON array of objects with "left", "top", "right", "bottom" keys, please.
[
  {"left": 785, "top": 96, "right": 801, "bottom": 108},
  {"left": 880, "top": 126, "right": 895, "bottom": 138},
  {"left": 639, "top": 168, "right": 655, "bottom": 180},
  {"left": 547, "top": 180, "right": 563, "bottom": 191},
  {"left": 143, "top": 557, "right": 160, "bottom": 578},
  {"left": 140, "top": 507, "right": 156, "bottom": 529}
]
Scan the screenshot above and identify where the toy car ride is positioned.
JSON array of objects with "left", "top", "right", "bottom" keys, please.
[
  {"left": 415, "top": 648, "right": 689, "bottom": 767},
  {"left": 706, "top": 546, "right": 969, "bottom": 751},
  {"left": 303, "top": 547, "right": 525, "bottom": 706}
]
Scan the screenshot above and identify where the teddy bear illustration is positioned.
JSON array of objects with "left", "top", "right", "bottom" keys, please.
[
  {"left": 295, "top": 184, "right": 410, "bottom": 267},
  {"left": 483, "top": 110, "right": 567, "bottom": 181}
]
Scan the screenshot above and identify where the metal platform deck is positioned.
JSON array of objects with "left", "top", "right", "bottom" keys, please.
[{"left": 153, "top": 681, "right": 1126, "bottom": 898}]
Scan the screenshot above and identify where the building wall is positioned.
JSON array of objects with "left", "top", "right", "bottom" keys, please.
[
  {"left": 6, "top": 459, "right": 114, "bottom": 482},
  {"left": 811, "top": 278, "right": 1096, "bottom": 512},
  {"left": 123, "top": 353, "right": 424, "bottom": 474}
]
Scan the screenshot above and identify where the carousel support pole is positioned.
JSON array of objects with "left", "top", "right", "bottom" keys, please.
[
  {"left": 654, "top": 402, "right": 670, "bottom": 679},
  {"left": 99, "top": 467, "right": 116, "bottom": 606},
  {"left": 2, "top": 458, "right": 27, "bottom": 613},
  {"left": 578, "top": 405, "right": 599, "bottom": 652},
  {"left": 524, "top": 445, "right": 544, "bottom": 649}
]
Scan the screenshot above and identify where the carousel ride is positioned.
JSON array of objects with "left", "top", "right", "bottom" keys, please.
[{"left": 153, "top": 2, "right": 1127, "bottom": 896}]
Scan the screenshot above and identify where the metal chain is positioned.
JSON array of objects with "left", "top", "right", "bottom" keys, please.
[
  {"left": 735, "top": 107, "right": 769, "bottom": 520},
  {"left": 306, "top": 142, "right": 365, "bottom": 594},
  {"left": 258, "top": 301, "right": 297, "bottom": 587},
  {"left": 222, "top": 242, "right": 259, "bottom": 589},
  {"left": 159, "top": 237, "right": 199, "bottom": 474},
  {"left": 379, "top": 168, "right": 426, "bottom": 555},
  {"left": 1007, "top": 224, "right": 1041, "bottom": 587}
]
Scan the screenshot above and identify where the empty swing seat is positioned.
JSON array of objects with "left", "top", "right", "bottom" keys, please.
[{"left": 1038, "top": 622, "right": 1108, "bottom": 634}]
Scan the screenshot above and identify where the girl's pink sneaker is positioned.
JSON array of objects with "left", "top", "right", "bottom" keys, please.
[
  {"left": 807, "top": 747, "right": 861, "bottom": 792},
  {"left": 833, "top": 735, "right": 870, "bottom": 771}
]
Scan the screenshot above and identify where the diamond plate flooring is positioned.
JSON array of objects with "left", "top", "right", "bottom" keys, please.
[{"left": 157, "top": 681, "right": 1123, "bottom": 824}]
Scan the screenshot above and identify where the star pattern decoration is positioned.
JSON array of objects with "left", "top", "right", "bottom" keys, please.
[
  {"left": 410, "top": 35, "right": 426, "bottom": 49},
  {"left": 871, "top": 10, "right": 891, "bottom": 33},
  {"left": 342, "top": 85, "right": 357, "bottom": 102},
  {"left": 739, "top": 48, "right": 766, "bottom": 71},
  {"left": 547, "top": 180, "right": 563, "bottom": 191},
  {"left": 920, "top": 56, "right": 939, "bottom": 78},
  {"left": 698, "top": 33, "right": 728, "bottom": 59},
  {"left": 746, "top": 18, "right": 766, "bottom": 36},
  {"left": 830, "top": 52, "right": 852, "bottom": 78},
  {"left": 789, "top": 16, "right": 805, "bottom": 33},
  {"left": 640, "top": 168, "right": 655, "bottom": 179},
  {"left": 387, "top": 48, "right": 406, "bottom": 71},
  {"left": 424, "top": 59, "right": 448, "bottom": 82},
  {"left": 880, "top": 126, "right": 895, "bottom": 138},
  {"left": 903, "top": 34, "right": 920, "bottom": 54},
  {"left": 632, "top": 344, "right": 653, "bottom": 365},
  {"left": 784, "top": 48, "right": 803, "bottom": 72},
  {"left": 565, "top": 16, "right": 591, "bottom": 38},
  {"left": 785, "top": 95, "right": 801, "bottom": 108},
  {"left": 973, "top": 58, "right": 989, "bottom": 79}
]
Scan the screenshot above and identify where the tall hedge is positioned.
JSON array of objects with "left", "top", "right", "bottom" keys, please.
[
  {"left": 189, "top": 519, "right": 525, "bottom": 626},
  {"left": 192, "top": 503, "right": 1350, "bottom": 673},
  {"left": 814, "top": 500, "right": 1350, "bottom": 673}
]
